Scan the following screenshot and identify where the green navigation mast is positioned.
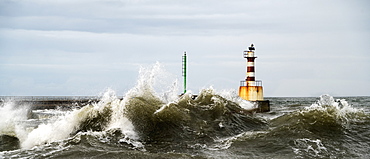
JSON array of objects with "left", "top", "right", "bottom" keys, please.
[{"left": 182, "top": 52, "right": 187, "bottom": 94}]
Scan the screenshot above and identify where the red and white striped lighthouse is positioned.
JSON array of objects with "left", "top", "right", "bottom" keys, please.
[
  {"left": 245, "top": 44, "right": 256, "bottom": 85},
  {"left": 239, "top": 44, "right": 264, "bottom": 101}
]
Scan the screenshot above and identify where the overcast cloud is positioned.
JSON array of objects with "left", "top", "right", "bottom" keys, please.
[{"left": 1, "top": 0, "right": 369, "bottom": 97}]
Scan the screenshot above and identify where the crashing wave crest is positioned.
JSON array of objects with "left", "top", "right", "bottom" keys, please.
[{"left": 2, "top": 63, "right": 262, "bottom": 150}]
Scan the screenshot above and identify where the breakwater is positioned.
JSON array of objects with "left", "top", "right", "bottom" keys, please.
[{"left": 0, "top": 96, "right": 104, "bottom": 109}]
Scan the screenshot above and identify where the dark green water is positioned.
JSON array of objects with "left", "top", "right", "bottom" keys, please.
[
  {"left": 1, "top": 92, "right": 369, "bottom": 159},
  {"left": 1, "top": 63, "right": 369, "bottom": 158}
]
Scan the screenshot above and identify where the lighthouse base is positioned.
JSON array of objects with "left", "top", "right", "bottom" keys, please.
[
  {"left": 239, "top": 86, "right": 264, "bottom": 101},
  {"left": 238, "top": 85, "right": 270, "bottom": 113},
  {"left": 251, "top": 100, "right": 270, "bottom": 113}
]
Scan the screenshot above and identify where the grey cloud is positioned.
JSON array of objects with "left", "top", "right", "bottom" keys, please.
[{"left": 0, "top": 0, "right": 369, "bottom": 96}]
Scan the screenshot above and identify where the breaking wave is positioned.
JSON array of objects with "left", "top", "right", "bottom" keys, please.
[
  {"left": 1, "top": 62, "right": 369, "bottom": 158},
  {"left": 264, "top": 94, "right": 369, "bottom": 158},
  {"left": 0, "top": 63, "right": 263, "bottom": 153}
]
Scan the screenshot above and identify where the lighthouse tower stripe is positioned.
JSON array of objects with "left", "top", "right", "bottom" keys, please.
[
  {"left": 247, "top": 66, "right": 254, "bottom": 72},
  {"left": 246, "top": 77, "right": 255, "bottom": 81},
  {"left": 246, "top": 53, "right": 255, "bottom": 82},
  {"left": 247, "top": 72, "right": 255, "bottom": 77}
]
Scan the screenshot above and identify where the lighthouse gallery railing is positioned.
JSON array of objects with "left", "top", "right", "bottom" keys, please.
[{"left": 240, "top": 80, "right": 262, "bottom": 87}]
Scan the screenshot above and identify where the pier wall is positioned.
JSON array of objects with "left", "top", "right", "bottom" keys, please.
[
  {"left": 0, "top": 96, "right": 101, "bottom": 109},
  {"left": 252, "top": 100, "right": 270, "bottom": 113}
]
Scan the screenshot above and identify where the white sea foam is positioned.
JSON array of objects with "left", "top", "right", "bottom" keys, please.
[
  {"left": 124, "top": 62, "right": 180, "bottom": 115},
  {"left": 302, "top": 94, "right": 364, "bottom": 129},
  {"left": 20, "top": 89, "right": 142, "bottom": 149},
  {"left": 208, "top": 131, "right": 267, "bottom": 151},
  {"left": 15, "top": 63, "right": 174, "bottom": 149},
  {"left": 215, "top": 88, "right": 255, "bottom": 110},
  {"left": 105, "top": 89, "right": 139, "bottom": 141},
  {"left": 305, "top": 94, "right": 362, "bottom": 117},
  {"left": 293, "top": 138, "right": 328, "bottom": 157},
  {"left": 0, "top": 100, "right": 29, "bottom": 138},
  {"left": 21, "top": 105, "right": 91, "bottom": 149},
  {"left": 19, "top": 63, "right": 173, "bottom": 149},
  {"left": 125, "top": 62, "right": 178, "bottom": 101}
]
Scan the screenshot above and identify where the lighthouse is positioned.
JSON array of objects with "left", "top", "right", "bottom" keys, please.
[{"left": 239, "top": 44, "right": 270, "bottom": 112}]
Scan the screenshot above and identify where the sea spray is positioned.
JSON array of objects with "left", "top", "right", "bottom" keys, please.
[
  {"left": 21, "top": 90, "right": 116, "bottom": 149},
  {"left": 304, "top": 94, "right": 365, "bottom": 128},
  {"left": 217, "top": 88, "right": 255, "bottom": 110},
  {"left": 122, "top": 62, "right": 186, "bottom": 140},
  {"left": 0, "top": 100, "right": 30, "bottom": 151},
  {"left": 126, "top": 62, "right": 179, "bottom": 102},
  {"left": 21, "top": 104, "right": 94, "bottom": 149},
  {"left": 0, "top": 101, "right": 30, "bottom": 137},
  {"left": 19, "top": 63, "right": 177, "bottom": 149},
  {"left": 105, "top": 89, "right": 139, "bottom": 142},
  {"left": 3, "top": 63, "right": 173, "bottom": 150}
]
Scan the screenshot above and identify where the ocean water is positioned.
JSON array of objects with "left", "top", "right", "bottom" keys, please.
[{"left": 1, "top": 64, "right": 369, "bottom": 159}]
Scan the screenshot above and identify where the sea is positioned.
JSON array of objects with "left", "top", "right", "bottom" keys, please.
[{"left": 1, "top": 64, "right": 369, "bottom": 159}]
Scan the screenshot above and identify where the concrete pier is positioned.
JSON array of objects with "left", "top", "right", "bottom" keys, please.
[
  {"left": 0, "top": 96, "right": 101, "bottom": 109},
  {"left": 252, "top": 100, "right": 270, "bottom": 113}
]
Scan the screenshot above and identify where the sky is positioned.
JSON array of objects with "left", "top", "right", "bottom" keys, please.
[{"left": 0, "top": 0, "right": 369, "bottom": 97}]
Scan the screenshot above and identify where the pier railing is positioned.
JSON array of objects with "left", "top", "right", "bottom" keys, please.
[{"left": 240, "top": 80, "right": 262, "bottom": 87}]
